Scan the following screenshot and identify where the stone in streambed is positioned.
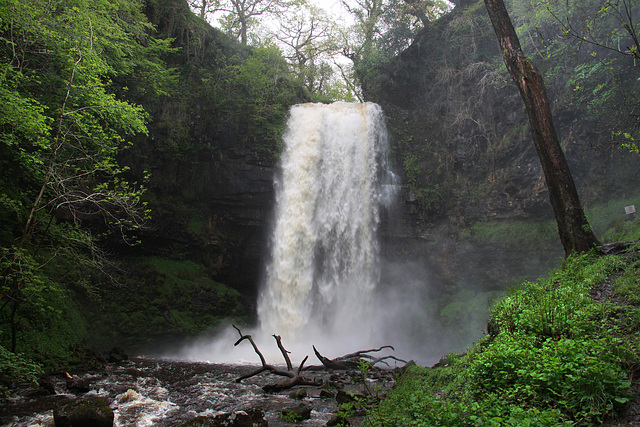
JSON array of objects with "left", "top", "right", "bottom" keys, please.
[
  {"left": 280, "top": 403, "right": 312, "bottom": 422},
  {"left": 53, "top": 396, "right": 114, "bottom": 427},
  {"left": 65, "top": 377, "right": 92, "bottom": 394},
  {"left": 289, "top": 388, "right": 307, "bottom": 399},
  {"left": 320, "top": 389, "right": 335, "bottom": 399},
  {"left": 107, "top": 346, "right": 128, "bottom": 363}
]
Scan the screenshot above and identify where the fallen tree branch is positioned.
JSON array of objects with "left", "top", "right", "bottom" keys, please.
[
  {"left": 312, "top": 345, "right": 408, "bottom": 370},
  {"left": 273, "top": 334, "right": 293, "bottom": 371},
  {"left": 232, "top": 325, "right": 322, "bottom": 391}
]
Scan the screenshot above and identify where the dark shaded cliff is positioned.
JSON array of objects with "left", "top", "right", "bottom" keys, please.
[
  {"left": 374, "top": 1, "right": 638, "bottom": 231},
  {"left": 80, "top": 0, "right": 309, "bottom": 349},
  {"left": 367, "top": 0, "right": 638, "bottom": 267},
  {"left": 117, "top": 0, "right": 308, "bottom": 295}
]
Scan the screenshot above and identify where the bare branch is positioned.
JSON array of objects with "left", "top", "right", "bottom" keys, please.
[
  {"left": 231, "top": 326, "right": 322, "bottom": 390},
  {"left": 273, "top": 334, "right": 293, "bottom": 371}
]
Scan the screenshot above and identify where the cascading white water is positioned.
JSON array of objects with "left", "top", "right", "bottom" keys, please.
[{"left": 257, "top": 102, "right": 397, "bottom": 350}]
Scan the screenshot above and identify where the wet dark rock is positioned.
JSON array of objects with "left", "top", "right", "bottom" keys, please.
[
  {"left": 107, "top": 347, "right": 128, "bottom": 363},
  {"left": 53, "top": 396, "right": 114, "bottom": 427},
  {"left": 65, "top": 378, "right": 92, "bottom": 394},
  {"left": 38, "top": 377, "right": 57, "bottom": 395},
  {"left": 3, "top": 358, "right": 397, "bottom": 426},
  {"left": 178, "top": 415, "right": 237, "bottom": 426},
  {"left": 327, "top": 413, "right": 350, "bottom": 426},
  {"left": 243, "top": 408, "right": 268, "bottom": 427},
  {"left": 320, "top": 389, "right": 335, "bottom": 399},
  {"left": 280, "top": 403, "right": 312, "bottom": 422},
  {"left": 393, "top": 360, "right": 416, "bottom": 377},
  {"left": 289, "top": 388, "right": 307, "bottom": 399},
  {"left": 335, "top": 390, "right": 357, "bottom": 405},
  {"left": 329, "top": 372, "right": 350, "bottom": 384},
  {"left": 27, "top": 377, "right": 56, "bottom": 397},
  {"left": 68, "top": 344, "right": 107, "bottom": 370}
]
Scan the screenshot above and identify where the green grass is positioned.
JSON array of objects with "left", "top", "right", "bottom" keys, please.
[
  {"left": 465, "top": 219, "right": 558, "bottom": 249},
  {"left": 367, "top": 250, "right": 639, "bottom": 426},
  {"left": 586, "top": 196, "right": 640, "bottom": 239}
]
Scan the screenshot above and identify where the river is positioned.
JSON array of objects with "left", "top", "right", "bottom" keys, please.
[{"left": 0, "top": 356, "right": 398, "bottom": 426}]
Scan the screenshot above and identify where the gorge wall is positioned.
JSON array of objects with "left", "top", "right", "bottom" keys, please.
[{"left": 368, "top": 0, "right": 640, "bottom": 294}]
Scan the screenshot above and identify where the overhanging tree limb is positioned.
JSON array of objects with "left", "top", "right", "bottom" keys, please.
[{"left": 483, "top": 0, "right": 600, "bottom": 256}]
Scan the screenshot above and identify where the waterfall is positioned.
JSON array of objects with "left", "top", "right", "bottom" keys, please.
[{"left": 257, "top": 102, "right": 397, "bottom": 350}]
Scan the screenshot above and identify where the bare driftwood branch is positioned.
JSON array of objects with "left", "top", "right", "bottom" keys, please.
[
  {"left": 231, "top": 325, "right": 407, "bottom": 393},
  {"left": 312, "top": 345, "right": 408, "bottom": 370},
  {"left": 273, "top": 334, "right": 293, "bottom": 371},
  {"left": 232, "top": 325, "right": 322, "bottom": 391}
]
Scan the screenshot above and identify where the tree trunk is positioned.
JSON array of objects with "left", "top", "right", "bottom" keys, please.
[{"left": 483, "top": 0, "right": 600, "bottom": 256}]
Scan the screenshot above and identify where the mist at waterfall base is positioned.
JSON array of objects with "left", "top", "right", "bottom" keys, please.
[{"left": 170, "top": 102, "right": 486, "bottom": 367}]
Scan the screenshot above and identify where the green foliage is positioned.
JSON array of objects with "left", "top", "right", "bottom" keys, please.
[
  {"left": 491, "top": 252, "right": 624, "bottom": 336},
  {"left": 214, "top": 43, "right": 301, "bottom": 152},
  {"left": 582, "top": 196, "right": 640, "bottom": 239},
  {"left": 146, "top": 33, "right": 307, "bottom": 163},
  {"left": 472, "top": 334, "right": 631, "bottom": 423},
  {"left": 466, "top": 220, "right": 558, "bottom": 251},
  {"left": 0, "top": 0, "right": 173, "bottom": 368},
  {"left": 613, "top": 260, "right": 640, "bottom": 305},
  {"left": 280, "top": 410, "right": 304, "bottom": 423},
  {"left": 506, "top": 0, "right": 640, "bottom": 148},
  {"left": 0, "top": 345, "right": 44, "bottom": 396},
  {"left": 400, "top": 146, "right": 447, "bottom": 215},
  {"left": 368, "top": 251, "right": 638, "bottom": 426},
  {"left": 0, "top": 0, "right": 303, "bottom": 374},
  {"left": 0, "top": 247, "right": 92, "bottom": 371},
  {"left": 600, "top": 217, "right": 640, "bottom": 243},
  {"left": 433, "top": 289, "right": 500, "bottom": 352}
]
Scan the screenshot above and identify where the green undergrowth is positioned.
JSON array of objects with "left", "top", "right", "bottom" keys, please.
[
  {"left": 0, "top": 346, "right": 43, "bottom": 397},
  {"left": 368, "top": 250, "right": 640, "bottom": 426},
  {"left": 600, "top": 216, "right": 640, "bottom": 243},
  {"left": 587, "top": 196, "right": 640, "bottom": 240},
  {"left": 464, "top": 219, "right": 559, "bottom": 252}
]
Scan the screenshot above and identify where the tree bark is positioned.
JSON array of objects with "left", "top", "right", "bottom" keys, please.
[{"left": 483, "top": 0, "right": 600, "bottom": 256}]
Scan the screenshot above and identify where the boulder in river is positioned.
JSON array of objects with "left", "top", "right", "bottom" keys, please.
[
  {"left": 280, "top": 403, "right": 312, "bottom": 422},
  {"left": 53, "top": 396, "right": 114, "bottom": 427},
  {"left": 65, "top": 377, "right": 92, "bottom": 394},
  {"left": 107, "top": 347, "right": 128, "bottom": 363}
]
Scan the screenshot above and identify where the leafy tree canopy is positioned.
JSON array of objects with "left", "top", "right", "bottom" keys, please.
[{"left": 0, "top": 0, "right": 175, "bottom": 354}]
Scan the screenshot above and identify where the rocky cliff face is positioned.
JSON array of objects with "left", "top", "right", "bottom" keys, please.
[
  {"left": 378, "top": 3, "right": 633, "bottom": 226},
  {"left": 84, "top": 0, "right": 306, "bottom": 347},
  {"left": 129, "top": 141, "right": 276, "bottom": 296},
  {"left": 371, "top": 0, "right": 639, "bottom": 311},
  {"left": 108, "top": 0, "right": 306, "bottom": 301}
]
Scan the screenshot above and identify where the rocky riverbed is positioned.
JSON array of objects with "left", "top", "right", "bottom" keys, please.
[{"left": 0, "top": 357, "right": 400, "bottom": 426}]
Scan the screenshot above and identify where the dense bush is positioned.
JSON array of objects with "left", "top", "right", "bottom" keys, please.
[
  {"left": 0, "top": 345, "right": 43, "bottom": 397},
  {"left": 368, "top": 251, "right": 638, "bottom": 426}
]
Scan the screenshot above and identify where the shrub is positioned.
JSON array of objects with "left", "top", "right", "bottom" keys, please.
[
  {"left": 0, "top": 345, "right": 43, "bottom": 397},
  {"left": 472, "top": 334, "right": 631, "bottom": 423},
  {"left": 368, "top": 251, "right": 637, "bottom": 426}
]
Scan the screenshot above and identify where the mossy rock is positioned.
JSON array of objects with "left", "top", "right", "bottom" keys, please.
[
  {"left": 53, "top": 396, "right": 114, "bottom": 427},
  {"left": 280, "top": 403, "right": 312, "bottom": 422}
]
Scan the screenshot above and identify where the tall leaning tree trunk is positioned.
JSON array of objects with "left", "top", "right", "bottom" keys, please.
[{"left": 483, "top": 0, "right": 600, "bottom": 256}]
